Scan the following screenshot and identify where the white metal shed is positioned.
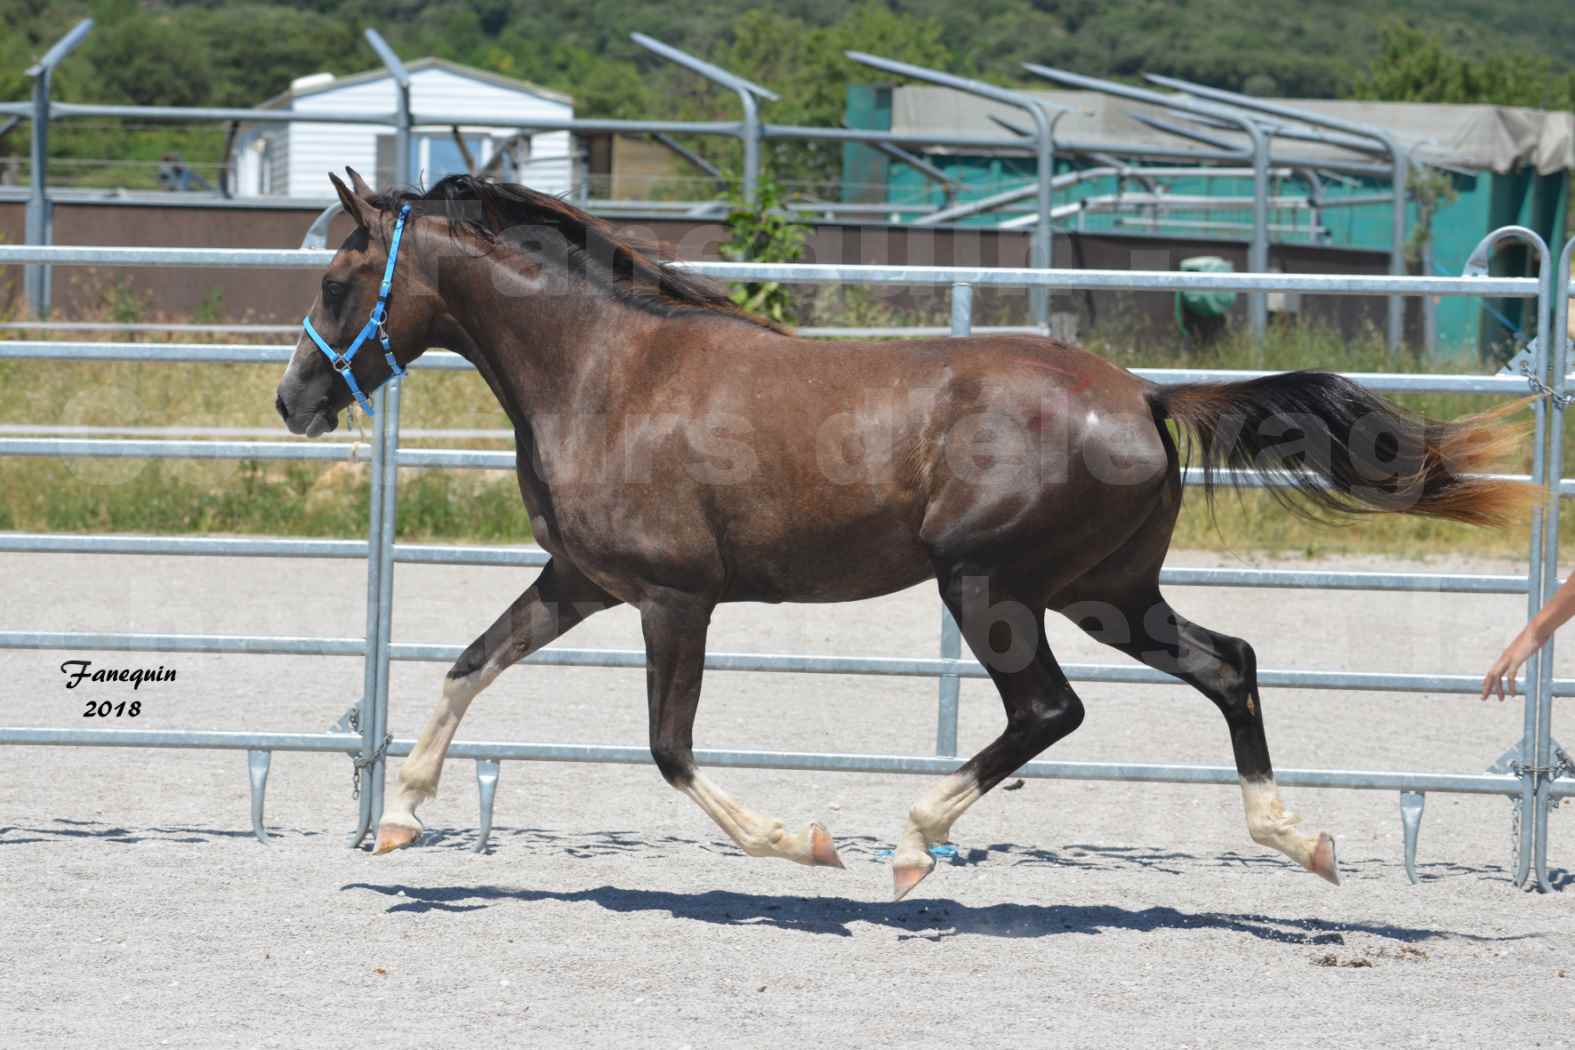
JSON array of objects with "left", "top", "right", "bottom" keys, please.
[{"left": 229, "top": 58, "right": 574, "bottom": 199}]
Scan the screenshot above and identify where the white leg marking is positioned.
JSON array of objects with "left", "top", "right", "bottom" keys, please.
[
  {"left": 679, "top": 772, "right": 834, "bottom": 866},
  {"left": 379, "top": 664, "right": 498, "bottom": 833},
  {"left": 1240, "top": 776, "right": 1319, "bottom": 869},
  {"left": 892, "top": 772, "right": 981, "bottom": 871}
]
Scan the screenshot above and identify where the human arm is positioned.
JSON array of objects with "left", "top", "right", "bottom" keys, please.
[{"left": 1482, "top": 570, "right": 1575, "bottom": 700}]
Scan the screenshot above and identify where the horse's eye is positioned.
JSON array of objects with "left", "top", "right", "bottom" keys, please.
[{"left": 323, "top": 281, "right": 346, "bottom": 304}]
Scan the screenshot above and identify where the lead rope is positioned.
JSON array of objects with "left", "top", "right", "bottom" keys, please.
[{"left": 350, "top": 398, "right": 370, "bottom": 461}]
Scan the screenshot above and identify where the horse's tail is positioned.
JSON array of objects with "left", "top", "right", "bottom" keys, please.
[{"left": 1146, "top": 371, "right": 1536, "bottom": 526}]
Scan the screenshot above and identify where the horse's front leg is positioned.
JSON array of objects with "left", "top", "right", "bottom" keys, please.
[
  {"left": 642, "top": 597, "right": 844, "bottom": 869},
  {"left": 374, "top": 558, "right": 618, "bottom": 853}
]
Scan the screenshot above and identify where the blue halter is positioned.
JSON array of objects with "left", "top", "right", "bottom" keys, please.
[{"left": 301, "top": 203, "right": 413, "bottom": 416}]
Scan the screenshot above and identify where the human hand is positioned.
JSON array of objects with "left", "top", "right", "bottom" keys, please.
[{"left": 1481, "top": 632, "right": 1540, "bottom": 701}]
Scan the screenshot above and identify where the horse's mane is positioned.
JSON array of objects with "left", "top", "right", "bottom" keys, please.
[{"left": 371, "top": 174, "right": 782, "bottom": 332}]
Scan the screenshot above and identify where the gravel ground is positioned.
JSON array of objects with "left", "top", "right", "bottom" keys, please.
[{"left": 2, "top": 548, "right": 1572, "bottom": 1049}]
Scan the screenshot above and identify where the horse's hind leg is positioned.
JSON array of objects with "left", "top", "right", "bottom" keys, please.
[
  {"left": 374, "top": 558, "right": 618, "bottom": 853},
  {"left": 891, "top": 562, "right": 1086, "bottom": 900},
  {"left": 1056, "top": 577, "right": 1339, "bottom": 884},
  {"left": 641, "top": 597, "right": 844, "bottom": 869}
]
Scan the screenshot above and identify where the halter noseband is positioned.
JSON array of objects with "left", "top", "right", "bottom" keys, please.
[{"left": 301, "top": 203, "right": 413, "bottom": 416}]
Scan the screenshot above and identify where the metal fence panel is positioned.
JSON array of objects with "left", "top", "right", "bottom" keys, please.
[{"left": 0, "top": 240, "right": 1568, "bottom": 887}]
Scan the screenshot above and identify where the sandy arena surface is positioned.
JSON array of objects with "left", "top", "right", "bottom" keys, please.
[{"left": 1, "top": 548, "right": 1572, "bottom": 1048}]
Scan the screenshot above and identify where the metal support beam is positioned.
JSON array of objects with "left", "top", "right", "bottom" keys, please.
[
  {"left": 348, "top": 382, "right": 389, "bottom": 849},
  {"left": 1142, "top": 75, "right": 1409, "bottom": 354},
  {"left": 1466, "top": 226, "right": 1555, "bottom": 888},
  {"left": 936, "top": 281, "right": 973, "bottom": 757},
  {"left": 845, "top": 122, "right": 961, "bottom": 204},
  {"left": 23, "top": 18, "right": 93, "bottom": 316},
  {"left": 368, "top": 378, "right": 402, "bottom": 833},
  {"left": 1174, "top": 107, "right": 1388, "bottom": 159},
  {"left": 1128, "top": 111, "right": 1242, "bottom": 154},
  {"left": 631, "top": 33, "right": 776, "bottom": 207},
  {"left": 1530, "top": 235, "right": 1575, "bottom": 892},
  {"left": 914, "top": 165, "right": 1115, "bottom": 226},
  {"left": 300, "top": 202, "right": 343, "bottom": 251},
  {"left": 647, "top": 132, "right": 723, "bottom": 180},
  {"left": 363, "top": 29, "right": 411, "bottom": 186},
  {"left": 1022, "top": 63, "right": 1268, "bottom": 340},
  {"left": 847, "top": 52, "right": 1065, "bottom": 328}
]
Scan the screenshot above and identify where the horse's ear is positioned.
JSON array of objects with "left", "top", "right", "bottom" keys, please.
[
  {"left": 328, "top": 171, "right": 376, "bottom": 232},
  {"left": 345, "top": 167, "right": 376, "bottom": 200}
]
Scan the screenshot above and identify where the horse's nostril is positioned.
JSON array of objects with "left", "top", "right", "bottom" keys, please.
[{"left": 275, "top": 393, "right": 289, "bottom": 421}]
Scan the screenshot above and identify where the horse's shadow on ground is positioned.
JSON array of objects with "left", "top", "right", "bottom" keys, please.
[
  {"left": 413, "top": 823, "right": 1565, "bottom": 889},
  {"left": 0, "top": 817, "right": 319, "bottom": 846},
  {"left": 337, "top": 879, "right": 1537, "bottom": 945},
  {"left": 9, "top": 819, "right": 1569, "bottom": 903},
  {"left": 343, "top": 825, "right": 1568, "bottom": 941}
]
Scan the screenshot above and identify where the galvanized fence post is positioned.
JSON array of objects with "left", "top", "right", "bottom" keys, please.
[
  {"left": 1520, "top": 250, "right": 1553, "bottom": 890},
  {"left": 1517, "top": 245, "right": 1551, "bottom": 889},
  {"left": 348, "top": 387, "right": 389, "bottom": 847},
  {"left": 1463, "top": 227, "right": 1553, "bottom": 887},
  {"left": 24, "top": 65, "right": 51, "bottom": 317},
  {"left": 630, "top": 33, "right": 776, "bottom": 209},
  {"left": 1531, "top": 235, "right": 1575, "bottom": 890},
  {"left": 934, "top": 282, "right": 974, "bottom": 758},
  {"left": 367, "top": 377, "right": 403, "bottom": 831},
  {"left": 23, "top": 20, "right": 95, "bottom": 317},
  {"left": 1517, "top": 274, "right": 1549, "bottom": 889},
  {"left": 740, "top": 91, "right": 761, "bottom": 209},
  {"left": 363, "top": 30, "right": 411, "bottom": 188}
]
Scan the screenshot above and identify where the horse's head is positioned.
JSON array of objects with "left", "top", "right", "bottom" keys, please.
[{"left": 276, "top": 169, "right": 443, "bottom": 436}]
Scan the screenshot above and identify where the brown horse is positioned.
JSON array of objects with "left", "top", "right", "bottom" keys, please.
[{"left": 276, "top": 170, "right": 1528, "bottom": 899}]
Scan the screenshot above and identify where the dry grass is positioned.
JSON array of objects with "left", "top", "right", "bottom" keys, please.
[
  {"left": 0, "top": 311, "right": 1563, "bottom": 559},
  {"left": 0, "top": 347, "right": 526, "bottom": 540}
]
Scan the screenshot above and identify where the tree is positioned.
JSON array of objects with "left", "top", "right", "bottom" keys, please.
[
  {"left": 83, "top": 17, "right": 215, "bottom": 108},
  {"left": 719, "top": 2, "right": 954, "bottom": 191},
  {"left": 720, "top": 177, "right": 808, "bottom": 324},
  {"left": 1348, "top": 21, "right": 1575, "bottom": 110}
]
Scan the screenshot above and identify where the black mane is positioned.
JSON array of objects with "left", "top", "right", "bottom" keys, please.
[{"left": 372, "top": 175, "right": 780, "bottom": 331}]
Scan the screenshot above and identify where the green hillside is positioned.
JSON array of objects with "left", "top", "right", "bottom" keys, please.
[{"left": 2, "top": 0, "right": 1572, "bottom": 188}]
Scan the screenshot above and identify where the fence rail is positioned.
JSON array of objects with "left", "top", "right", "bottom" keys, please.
[
  {"left": 0, "top": 243, "right": 1554, "bottom": 298},
  {"left": 0, "top": 232, "right": 1569, "bottom": 888}
]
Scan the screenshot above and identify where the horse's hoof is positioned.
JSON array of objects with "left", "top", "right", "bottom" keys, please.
[
  {"left": 892, "top": 857, "right": 936, "bottom": 901},
  {"left": 1308, "top": 832, "right": 1340, "bottom": 886},
  {"left": 373, "top": 821, "right": 421, "bottom": 855},
  {"left": 809, "top": 822, "right": 845, "bottom": 869}
]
